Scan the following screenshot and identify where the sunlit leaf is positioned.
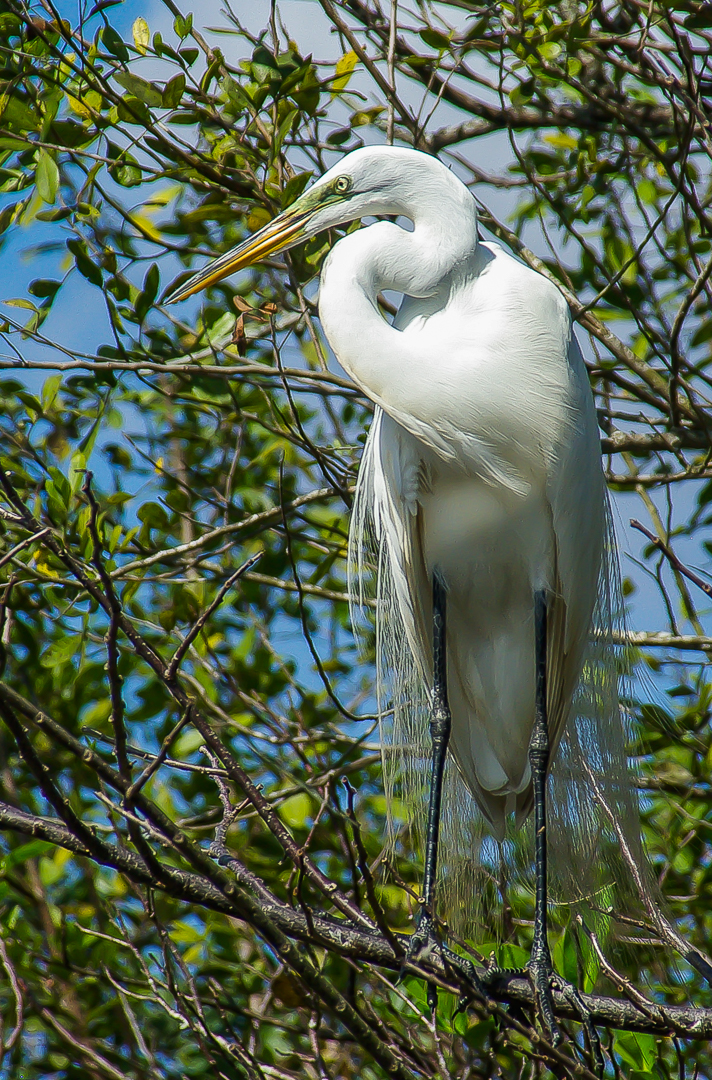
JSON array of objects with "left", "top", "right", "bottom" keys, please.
[
  {"left": 331, "top": 50, "right": 358, "bottom": 94},
  {"left": 35, "top": 148, "right": 59, "bottom": 204},
  {"left": 132, "top": 16, "right": 150, "bottom": 54}
]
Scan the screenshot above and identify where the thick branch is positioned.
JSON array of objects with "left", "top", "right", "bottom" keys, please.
[{"left": 0, "top": 800, "right": 710, "bottom": 1039}]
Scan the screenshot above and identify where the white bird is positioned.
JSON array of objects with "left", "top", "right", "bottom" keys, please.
[{"left": 168, "top": 145, "right": 642, "bottom": 1044}]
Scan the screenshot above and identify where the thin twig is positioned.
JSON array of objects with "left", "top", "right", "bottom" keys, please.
[
  {"left": 387, "top": 0, "right": 397, "bottom": 145},
  {"left": 164, "top": 552, "right": 262, "bottom": 680},
  {"left": 124, "top": 707, "right": 193, "bottom": 803},
  {"left": 631, "top": 518, "right": 712, "bottom": 599},
  {"left": 0, "top": 528, "right": 51, "bottom": 572}
]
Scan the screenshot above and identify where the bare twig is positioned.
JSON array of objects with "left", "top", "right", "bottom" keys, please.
[
  {"left": 164, "top": 552, "right": 262, "bottom": 680},
  {"left": 631, "top": 519, "right": 712, "bottom": 600}
]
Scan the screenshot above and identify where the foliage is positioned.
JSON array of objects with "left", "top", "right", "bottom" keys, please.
[{"left": 0, "top": 1, "right": 711, "bottom": 1077}]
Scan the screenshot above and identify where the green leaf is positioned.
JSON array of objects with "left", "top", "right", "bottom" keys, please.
[
  {"left": 68, "top": 450, "right": 87, "bottom": 495},
  {"left": 282, "top": 170, "right": 313, "bottom": 207},
  {"left": 4, "top": 298, "right": 38, "bottom": 311},
  {"left": 81, "top": 699, "right": 112, "bottom": 728},
  {"left": 494, "top": 942, "right": 529, "bottom": 969},
  {"left": 173, "top": 13, "right": 193, "bottom": 39},
  {"left": 47, "top": 467, "right": 72, "bottom": 508},
  {"left": 0, "top": 200, "right": 24, "bottom": 233},
  {"left": 52, "top": 119, "right": 96, "bottom": 149},
  {"left": 691, "top": 321, "right": 712, "bottom": 347},
  {"left": 280, "top": 792, "right": 312, "bottom": 829},
  {"left": 510, "top": 77, "right": 536, "bottom": 106},
  {"left": 137, "top": 501, "right": 169, "bottom": 531},
  {"left": 251, "top": 45, "right": 280, "bottom": 86},
  {"left": 289, "top": 66, "right": 321, "bottom": 114},
  {"left": 35, "top": 149, "right": 59, "bottom": 204},
  {"left": 136, "top": 262, "right": 160, "bottom": 322},
  {"left": 174, "top": 728, "right": 203, "bottom": 757},
  {"left": 116, "top": 96, "right": 152, "bottom": 126},
  {"left": 545, "top": 133, "right": 576, "bottom": 151},
  {"left": 106, "top": 139, "right": 142, "bottom": 188},
  {"left": 419, "top": 27, "right": 450, "bottom": 50},
  {"left": 0, "top": 136, "right": 27, "bottom": 151},
  {"left": 112, "top": 157, "right": 142, "bottom": 187},
  {"left": 162, "top": 72, "right": 186, "bottom": 109},
  {"left": 17, "top": 390, "right": 43, "bottom": 416},
  {"left": 325, "top": 126, "right": 351, "bottom": 146},
  {"left": 206, "top": 311, "right": 235, "bottom": 345},
  {"left": 41, "top": 373, "right": 62, "bottom": 411},
  {"left": 114, "top": 71, "right": 162, "bottom": 108},
  {"left": 29, "top": 279, "right": 61, "bottom": 300},
  {"left": 1, "top": 840, "right": 53, "bottom": 870},
  {"left": 637, "top": 178, "right": 658, "bottom": 205},
  {"left": 350, "top": 105, "right": 385, "bottom": 128},
  {"left": 272, "top": 106, "right": 298, "bottom": 156},
  {"left": 36, "top": 205, "right": 72, "bottom": 222},
  {"left": 614, "top": 1030, "right": 658, "bottom": 1071},
  {"left": 102, "top": 25, "right": 129, "bottom": 62},
  {"left": 552, "top": 927, "right": 579, "bottom": 985},
  {"left": 66, "top": 238, "right": 103, "bottom": 288},
  {"left": 539, "top": 40, "right": 562, "bottom": 60}
]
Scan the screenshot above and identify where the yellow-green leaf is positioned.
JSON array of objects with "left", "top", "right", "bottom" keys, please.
[
  {"left": 544, "top": 132, "right": 577, "bottom": 150},
  {"left": 41, "top": 373, "right": 62, "bottom": 411},
  {"left": 162, "top": 72, "right": 186, "bottom": 109},
  {"left": 332, "top": 50, "right": 358, "bottom": 94},
  {"left": 247, "top": 207, "right": 271, "bottom": 231},
  {"left": 280, "top": 792, "right": 312, "bottom": 829},
  {"left": 130, "top": 212, "right": 163, "bottom": 243},
  {"left": 35, "top": 149, "right": 59, "bottom": 204},
  {"left": 174, "top": 729, "right": 204, "bottom": 757},
  {"left": 114, "top": 71, "right": 162, "bottom": 109},
  {"left": 133, "top": 16, "right": 150, "bottom": 54}
]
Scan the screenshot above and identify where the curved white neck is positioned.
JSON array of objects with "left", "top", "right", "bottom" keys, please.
[{"left": 318, "top": 191, "right": 478, "bottom": 410}]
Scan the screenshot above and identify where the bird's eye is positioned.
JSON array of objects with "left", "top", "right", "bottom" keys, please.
[{"left": 334, "top": 175, "right": 351, "bottom": 194}]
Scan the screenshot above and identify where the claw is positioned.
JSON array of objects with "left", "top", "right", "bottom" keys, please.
[
  {"left": 553, "top": 975, "right": 604, "bottom": 1076},
  {"left": 527, "top": 949, "right": 562, "bottom": 1045},
  {"left": 404, "top": 910, "right": 440, "bottom": 965},
  {"left": 403, "top": 912, "right": 493, "bottom": 1018},
  {"left": 402, "top": 910, "right": 442, "bottom": 1013},
  {"left": 527, "top": 945, "right": 604, "bottom": 1077}
]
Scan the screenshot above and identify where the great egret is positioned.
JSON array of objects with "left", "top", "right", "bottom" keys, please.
[{"left": 168, "top": 145, "right": 640, "bottom": 1045}]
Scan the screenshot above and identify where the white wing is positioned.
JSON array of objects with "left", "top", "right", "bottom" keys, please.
[
  {"left": 348, "top": 249, "right": 644, "bottom": 928},
  {"left": 353, "top": 397, "right": 603, "bottom": 838}
]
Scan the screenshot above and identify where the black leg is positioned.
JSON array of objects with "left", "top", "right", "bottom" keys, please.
[
  {"left": 527, "top": 591, "right": 604, "bottom": 1074},
  {"left": 404, "top": 569, "right": 451, "bottom": 1013},
  {"left": 422, "top": 569, "right": 451, "bottom": 918},
  {"left": 527, "top": 589, "right": 559, "bottom": 1037}
]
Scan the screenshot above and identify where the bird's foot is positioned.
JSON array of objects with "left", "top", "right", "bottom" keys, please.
[
  {"left": 527, "top": 941, "right": 560, "bottom": 1045},
  {"left": 402, "top": 909, "right": 442, "bottom": 1015},
  {"left": 528, "top": 943, "right": 603, "bottom": 1076},
  {"left": 403, "top": 911, "right": 493, "bottom": 1017},
  {"left": 443, "top": 945, "right": 495, "bottom": 1016}
]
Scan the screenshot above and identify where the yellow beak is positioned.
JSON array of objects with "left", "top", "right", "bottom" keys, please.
[{"left": 166, "top": 204, "right": 311, "bottom": 304}]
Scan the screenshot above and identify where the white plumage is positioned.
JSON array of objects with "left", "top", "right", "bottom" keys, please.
[{"left": 317, "top": 148, "right": 604, "bottom": 838}]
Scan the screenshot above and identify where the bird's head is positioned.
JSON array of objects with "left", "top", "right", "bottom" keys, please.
[{"left": 166, "top": 146, "right": 452, "bottom": 303}]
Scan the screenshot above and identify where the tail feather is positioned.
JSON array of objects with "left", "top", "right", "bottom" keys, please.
[{"left": 349, "top": 411, "right": 658, "bottom": 954}]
